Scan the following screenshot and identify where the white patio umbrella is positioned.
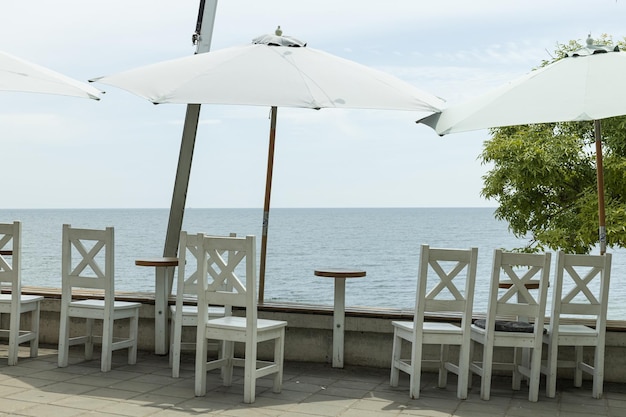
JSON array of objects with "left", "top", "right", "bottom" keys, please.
[
  {"left": 0, "top": 50, "right": 101, "bottom": 100},
  {"left": 418, "top": 36, "right": 626, "bottom": 255},
  {"left": 92, "top": 30, "right": 444, "bottom": 302}
]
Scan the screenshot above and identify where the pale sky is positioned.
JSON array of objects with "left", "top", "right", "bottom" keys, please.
[{"left": 2, "top": 0, "right": 626, "bottom": 209}]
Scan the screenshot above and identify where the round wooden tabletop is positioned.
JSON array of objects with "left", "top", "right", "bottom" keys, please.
[
  {"left": 314, "top": 268, "right": 366, "bottom": 279},
  {"left": 135, "top": 257, "right": 179, "bottom": 267}
]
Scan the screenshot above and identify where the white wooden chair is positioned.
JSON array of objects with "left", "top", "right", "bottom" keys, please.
[
  {"left": 542, "top": 251, "right": 612, "bottom": 399},
  {"left": 470, "top": 250, "right": 551, "bottom": 402},
  {"left": 0, "top": 221, "right": 44, "bottom": 365},
  {"left": 390, "top": 245, "right": 478, "bottom": 399},
  {"left": 194, "top": 234, "right": 287, "bottom": 404},
  {"left": 169, "top": 231, "right": 228, "bottom": 378},
  {"left": 57, "top": 224, "right": 141, "bottom": 372}
]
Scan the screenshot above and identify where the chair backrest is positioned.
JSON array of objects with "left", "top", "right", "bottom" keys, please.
[
  {"left": 0, "top": 221, "right": 22, "bottom": 299},
  {"left": 414, "top": 244, "right": 479, "bottom": 327},
  {"left": 177, "top": 231, "right": 203, "bottom": 301},
  {"left": 486, "top": 250, "right": 551, "bottom": 334},
  {"left": 61, "top": 224, "right": 115, "bottom": 305},
  {"left": 197, "top": 234, "right": 256, "bottom": 324},
  {"left": 176, "top": 231, "right": 235, "bottom": 312},
  {"left": 551, "top": 251, "right": 612, "bottom": 329}
]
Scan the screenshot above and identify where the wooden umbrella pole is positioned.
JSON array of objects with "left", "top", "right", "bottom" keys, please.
[
  {"left": 595, "top": 119, "right": 607, "bottom": 255},
  {"left": 259, "top": 106, "right": 278, "bottom": 304}
]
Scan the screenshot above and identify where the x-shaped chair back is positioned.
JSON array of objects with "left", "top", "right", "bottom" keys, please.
[
  {"left": 0, "top": 222, "right": 19, "bottom": 290},
  {"left": 198, "top": 234, "right": 255, "bottom": 315},
  {"left": 62, "top": 225, "right": 114, "bottom": 297},
  {"left": 552, "top": 252, "right": 611, "bottom": 323},
  {"left": 179, "top": 232, "right": 236, "bottom": 298},
  {"left": 491, "top": 251, "right": 549, "bottom": 321},
  {"left": 417, "top": 245, "right": 477, "bottom": 319},
  {"left": 178, "top": 233, "right": 203, "bottom": 297}
]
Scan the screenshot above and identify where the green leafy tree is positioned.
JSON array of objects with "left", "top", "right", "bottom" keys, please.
[{"left": 480, "top": 35, "right": 626, "bottom": 253}]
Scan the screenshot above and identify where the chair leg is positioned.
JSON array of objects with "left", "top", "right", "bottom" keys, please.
[
  {"left": 7, "top": 307, "right": 20, "bottom": 366},
  {"left": 480, "top": 343, "right": 494, "bottom": 401},
  {"left": 58, "top": 309, "right": 70, "bottom": 368},
  {"left": 468, "top": 340, "right": 475, "bottom": 391},
  {"left": 512, "top": 347, "right": 522, "bottom": 390},
  {"left": 272, "top": 330, "right": 285, "bottom": 394},
  {"left": 128, "top": 312, "right": 138, "bottom": 365},
  {"left": 574, "top": 346, "right": 584, "bottom": 387},
  {"left": 222, "top": 341, "right": 235, "bottom": 386},
  {"left": 528, "top": 346, "right": 542, "bottom": 402},
  {"left": 171, "top": 318, "right": 182, "bottom": 377},
  {"left": 545, "top": 338, "right": 559, "bottom": 398},
  {"left": 593, "top": 344, "right": 604, "bottom": 399},
  {"left": 30, "top": 303, "right": 41, "bottom": 358},
  {"left": 389, "top": 331, "right": 401, "bottom": 387},
  {"left": 85, "top": 318, "right": 94, "bottom": 361},
  {"left": 457, "top": 340, "right": 470, "bottom": 400},
  {"left": 409, "top": 340, "right": 423, "bottom": 399},
  {"left": 101, "top": 318, "right": 113, "bottom": 372},
  {"left": 438, "top": 344, "right": 449, "bottom": 388},
  {"left": 243, "top": 339, "right": 257, "bottom": 404},
  {"left": 194, "top": 329, "right": 209, "bottom": 397}
]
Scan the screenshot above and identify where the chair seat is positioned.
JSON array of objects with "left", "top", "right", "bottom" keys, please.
[
  {"left": 547, "top": 324, "right": 598, "bottom": 336},
  {"left": 473, "top": 318, "right": 543, "bottom": 333},
  {"left": 0, "top": 294, "right": 44, "bottom": 314},
  {"left": 392, "top": 320, "right": 463, "bottom": 335},
  {"left": 471, "top": 323, "right": 540, "bottom": 340},
  {"left": 206, "top": 316, "right": 287, "bottom": 331},
  {"left": 170, "top": 304, "right": 225, "bottom": 317},
  {"left": 69, "top": 299, "right": 141, "bottom": 309},
  {"left": 0, "top": 294, "right": 44, "bottom": 303}
]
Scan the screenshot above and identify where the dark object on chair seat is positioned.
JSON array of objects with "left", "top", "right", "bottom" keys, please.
[{"left": 473, "top": 319, "right": 546, "bottom": 334}]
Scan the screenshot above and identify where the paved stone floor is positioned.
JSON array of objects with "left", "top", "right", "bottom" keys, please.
[{"left": 0, "top": 345, "right": 625, "bottom": 416}]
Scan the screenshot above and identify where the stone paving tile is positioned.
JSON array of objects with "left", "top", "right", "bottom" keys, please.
[{"left": 2, "top": 345, "right": 626, "bottom": 417}]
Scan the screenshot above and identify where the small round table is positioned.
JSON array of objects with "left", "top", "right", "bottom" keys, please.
[
  {"left": 135, "top": 257, "right": 179, "bottom": 355},
  {"left": 314, "top": 268, "right": 366, "bottom": 368}
]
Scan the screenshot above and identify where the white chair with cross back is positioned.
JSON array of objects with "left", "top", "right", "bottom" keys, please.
[
  {"left": 169, "top": 230, "right": 228, "bottom": 378},
  {"left": 0, "top": 221, "right": 44, "bottom": 365},
  {"left": 542, "top": 251, "right": 612, "bottom": 399},
  {"left": 390, "top": 245, "right": 478, "bottom": 399},
  {"left": 57, "top": 224, "right": 141, "bottom": 372},
  {"left": 194, "top": 234, "right": 287, "bottom": 404},
  {"left": 470, "top": 250, "right": 551, "bottom": 402}
]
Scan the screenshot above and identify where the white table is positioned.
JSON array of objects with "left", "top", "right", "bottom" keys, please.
[
  {"left": 135, "top": 257, "right": 179, "bottom": 355},
  {"left": 314, "top": 268, "right": 366, "bottom": 368}
]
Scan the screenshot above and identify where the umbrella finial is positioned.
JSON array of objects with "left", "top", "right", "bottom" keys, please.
[
  {"left": 275, "top": 26, "right": 282, "bottom": 36},
  {"left": 568, "top": 34, "right": 618, "bottom": 57}
]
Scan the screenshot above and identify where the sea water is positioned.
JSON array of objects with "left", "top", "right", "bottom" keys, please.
[{"left": 1, "top": 207, "right": 624, "bottom": 320}]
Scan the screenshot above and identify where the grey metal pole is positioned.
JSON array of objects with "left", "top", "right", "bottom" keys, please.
[{"left": 162, "top": 0, "right": 218, "bottom": 258}]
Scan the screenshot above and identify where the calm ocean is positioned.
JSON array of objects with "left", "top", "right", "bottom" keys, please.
[{"left": 1, "top": 207, "right": 624, "bottom": 320}]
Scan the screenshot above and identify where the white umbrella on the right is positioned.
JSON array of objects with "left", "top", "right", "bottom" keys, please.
[{"left": 418, "top": 35, "right": 626, "bottom": 254}]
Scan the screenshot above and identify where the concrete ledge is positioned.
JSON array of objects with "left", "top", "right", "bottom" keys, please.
[{"left": 4, "top": 286, "right": 626, "bottom": 383}]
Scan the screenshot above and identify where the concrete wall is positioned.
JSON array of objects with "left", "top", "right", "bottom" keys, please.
[{"left": 8, "top": 295, "right": 626, "bottom": 383}]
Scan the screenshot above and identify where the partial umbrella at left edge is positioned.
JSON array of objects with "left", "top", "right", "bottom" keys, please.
[{"left": 0, "top": 50, "right": 101, "bottom": 100}]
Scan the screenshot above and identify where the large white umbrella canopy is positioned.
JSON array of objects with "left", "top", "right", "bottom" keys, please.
[
  {"left": 0, "top": 50, "right": 101, "bottom": 100},
  {"left": 418, "top": 36, "right": 624, "bottom": 254},
  {"left": 92, "top": 31, "right": 444, "bottom": 301},
  {"left": 92, "top": 34, "right": 442, "bottom": 111}
]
